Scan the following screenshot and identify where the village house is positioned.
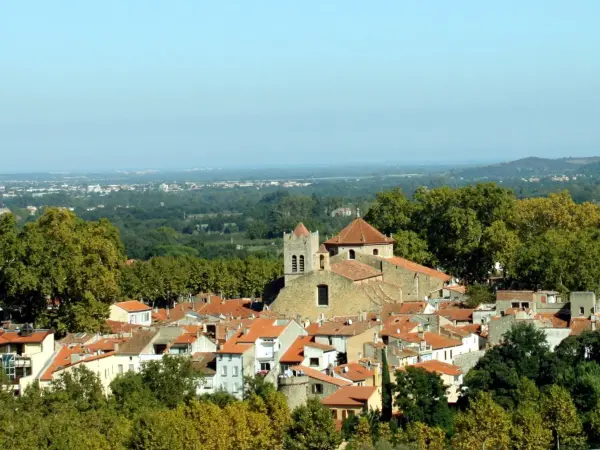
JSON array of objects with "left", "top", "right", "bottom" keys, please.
[
  {"left": 409, "top": 360, "right": 463, "bottom": 403},
  {"left": 279, "top": 335, "right": 337, "bottom": 372},
  {"left": 321, "top": 385, "right": 381, "bottom": 423},
  {"left": 0, "top": 326, "right": 54, "bottom": 395},
  {"left": 306, "top": 318, "right": 381, "bottom": 363},
  {"left": 215, "top": 318, "right": 305, "bottom": 399},
  {"left": 109, "top": 300, "right": 152, "bottom": 326}
]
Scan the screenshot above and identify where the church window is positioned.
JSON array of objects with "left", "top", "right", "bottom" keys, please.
[
  {"left": 349, "top": 249, "right": 355, "bottom": 260},
  {"left": 292, "top": 255, "right": 297, "bottom": 272},
  {"left": 320, "top": 255, "right": 325, "bottom": 270},
  {"left": 299, "top": 255, "right": 305, "bottom": 272},
  {"left": 317, "top": 285, "right": 329, "bottom": 306},
  {"left": 373, "top": 249, "right": 379, "bottom": 256}
]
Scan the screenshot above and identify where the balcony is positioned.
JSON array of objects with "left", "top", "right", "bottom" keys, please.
[{"left": 1, "top": 353, "right": 33, "bottom": 381}]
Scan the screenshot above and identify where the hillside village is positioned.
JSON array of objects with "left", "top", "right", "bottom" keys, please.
[{"left": 2, "top": 217, "right": 595, "bottom": 429}]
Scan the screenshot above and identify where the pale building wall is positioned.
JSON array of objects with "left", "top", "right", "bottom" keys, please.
[
  {"left": 215, "top": 352, "right": 246, "bottom": 399},
  {"left": 109, "top": 305, "right": 129, "bottom": 323},
  {"left": 19, "top": 334, "right": 55, "bottom": 392},
  {"left": 53, "top": 354, "right": 117, "bottom": 394},
  {"left": 283, "top": 231, "right": 320, "bottom": 283},
  {"left": 331, "top": 244, "right": 394, "bottom": 259},
  {"left": 347, "top": 328, "right": 380, "bottom": 363}
]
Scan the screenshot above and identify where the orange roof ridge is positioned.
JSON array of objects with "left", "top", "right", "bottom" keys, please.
[
  {"left": 114, "top": 300, "right": 152, "bottom": 312},
  {"left": 324, "top": 218, "right": 393, "bottom": 246},
  {"left": 293, "top": 222, "right": 310, "bottom": 237}
]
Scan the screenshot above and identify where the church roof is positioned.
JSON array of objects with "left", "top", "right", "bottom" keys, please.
[
  {"left": 293, "top": 222, "right": 310, "bottom": 237},
  {"left": 324, "top": 218, "right": 393, "bottom": 246},
  {"left": 330, "top": 260, "right": 382, "bottom": 281}
]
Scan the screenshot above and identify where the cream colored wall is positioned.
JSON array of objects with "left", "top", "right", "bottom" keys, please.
[
  {"left": 109, "top": 305, "right": 128, "bottom": 322},
  {"left": 54, "top": 354, "right": 117, "bottom": 394},
  {"left": 347, "top": 328, "right": 380, "bottom": 363}
]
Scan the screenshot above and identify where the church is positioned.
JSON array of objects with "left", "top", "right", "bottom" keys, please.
[{"left": 270, "top": 218, "right": 452, "bottom": 321}]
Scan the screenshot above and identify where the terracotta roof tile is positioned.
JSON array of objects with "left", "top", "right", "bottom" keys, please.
[
  {"left": 385, "top": 257, "right": 451, "bottom": 282},
  {"left": 116, "top": 330, "right": 158, "bottom": 355},
  {"left": 321, "top": 385, "right": 378, "bottom": 406},
  {"left": 423, "top": 332, "right": 462, "bottom": 349},
  {"left": 334, "top": 362, "right": 374, "bottom": 382},
  {"left": 396, "top": 302, "right": 429, "bottom": 315},
  {"left": 570, "top": 318, "right": 592, "bottom": 336},
  {"left": 437, "top": 308, "right": 474, "bottom": 322},
  {"left": 306, "top": 320, "right": 377, "bottom": 337},
  {"left": 86, "top": 337, "right": 128, "bottom": 352},
  {"left": 114, "top": 300, "right": 151, "bottom": 313},
  {"left": 105, "top": 320, "right": 142, "bottom": 334},
  {"left": 293, "top": 222, "right": 310, "bottom": 237},
  {"left": 280, "top": 336, "right": 335, "bottom": 363},
  {"left": 217, "top": 318, "right": 290, "bottom": 354},
  {"left": 324, "top": 218, "right": 393, "bottom": 246},
  {"left": 290, "top": 365, "right": 352, "bottom": 386},
  {"left": 410, "top": 360, "right": 462, "bottom": 376},
  {"left": 0, "top": 329, "right": 52, "bottom": 344},
  {"left": 330, "top": 260, "right": 382, "bottom": 281}
]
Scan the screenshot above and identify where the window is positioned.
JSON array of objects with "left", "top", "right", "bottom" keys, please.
[
  {"left": 331, "top": 410, "right": 337, "bottom": 419},
  {"left": 128, "top": 364, "right": 134, "bottom": 372},
  {"left": 317, "top": 285, "right": 329, "bottom": 306},
  {"left": 328, "top": 336, "right": 333, "bottom": 345},
  {"left": 342, "top": 410, "right": 348, "bottom": 420},
  {"left": 450, "top": 350, "right": 453, "bottom": 359},
  {"left": 373, "top": 249, "right": 379, "bottom": 256},
  {"left": 320, "top": 254, "right": 325, "bottom": 270},
  {"left": 232, "top": 382, "right": 239, "bottom": 392},
  {"left": 580, "top": 307, "right": 585, "bottom": 315},
  {"left": 299, "top": 255, "right": 305, "bottom": 272},
  {"left": 347, "top": 410, "right": 355, "bottom": 417},
  {"left": 142, "top": 312, "right": 150, "bottom": 322},
  {"left": 349, "top": 249, "right": 355, "bottom": 260},
  {"left": 312, "top": 383, "right": 324, "bottom": 394},
  {"left": 292, "top": 255, "right": 298, "bottom": 272},
  {"left": 309, "top": 357, "right": 319, "bottom": 367},
  {"left": 260, "top": 362, "right": 271, "bottom": 372},
  {"left": 118, "top": 364, "right": 123, "bottom": 374},
  {"left": 233, "top": 366, "right": 239, "bottom": 377},
  {"left": 444, "top": 350, "right": 447, "bottom": 360},
  {"left": 221, "top": 366, "right": 228, "bottom": 376}
]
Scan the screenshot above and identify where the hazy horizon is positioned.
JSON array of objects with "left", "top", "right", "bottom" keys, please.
[{"left": 2, "top": 1, "right": 600, "bottom": 172}]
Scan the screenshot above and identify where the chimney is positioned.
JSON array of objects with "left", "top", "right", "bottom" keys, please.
[
  {"left": 114, "top": 343, "right": 119, "bottom": 353},
  {"left": 417, "top": 324, "right": 424, "bottom": 339}
]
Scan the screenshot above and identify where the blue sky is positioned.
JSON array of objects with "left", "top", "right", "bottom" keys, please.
[{"left": 2, "top": 1, "right": 600, "bottom": 172}]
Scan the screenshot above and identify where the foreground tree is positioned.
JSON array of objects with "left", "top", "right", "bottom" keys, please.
[
  {"left": 452, "top": 392, "right": 511, "bottom": 450},
  {"left": 394, "top": 367, "right": 452, "bottom": 430},
  {"left": 540, "top": 385, "right": 586, "bottom": 450},
  {"left": 285, "top": 398, "right": 341, "bottom": 450}
]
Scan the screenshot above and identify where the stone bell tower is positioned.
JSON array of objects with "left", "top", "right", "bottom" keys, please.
[{"left": 283, "top": 223, "right": 319, "bottom": 284}]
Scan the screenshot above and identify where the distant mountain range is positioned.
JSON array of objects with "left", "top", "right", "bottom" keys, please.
[{"left": 450, "top": 156, "right": 600, "bottom": 179}]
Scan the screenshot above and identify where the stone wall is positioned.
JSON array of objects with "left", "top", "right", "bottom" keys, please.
[
  {"left": 454, "top": 350, "right": 486, "bottom": 374},
  {"left": 272, "top": 271, "right": 385, "bottom": 320},
  {"left": 283, "top": 231, "right": 320, "bottom": 283},
  {"left": 488, "top": 315, "right": 516, "bottom": 346},
  {"left": 278, "top": 376, "right": 308, "bottom": 411}
]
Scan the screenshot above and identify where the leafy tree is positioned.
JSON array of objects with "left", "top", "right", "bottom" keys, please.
[
  {"left": 243, "top": 373, "right": 276, "bottom": 400},
  {"left": 463, "top": 322, "right": 553, "bottom": 409},
  {"left": 540, "top": 385, "right": 586, "bottom": 450},
  {"left": 394, "top": 367, "right": 452, "bottom": 430},
  {"left": 510, "top": 402, "right": 553, "bottom": 450},
  {"left": 452, "top": 392, "right": 511, "bottom": 450},
  {"left": 285, "top": 398, "right": 341, "bottom": 450},
  {"left": 464, "top": 283, "right": 494, "bottom": 308},
  {"left": 404, "top": 422, "right": 445, "bottom": 450}
]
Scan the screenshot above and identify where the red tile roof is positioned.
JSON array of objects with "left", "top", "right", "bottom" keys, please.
[
  {"left": 113, "top": 300, "right": 151, "bottom": 313},
  {"left": 334, "top": 362, "right": 374, "bottom": 382},
  {"left": 437, "top": 308, "right": 474, "bottom": 322},
  {"left": 293, "top": 222, "right": 310, "bottom": 237},
  {"left": 396, "top": 302, "right": 429, "bottom": 315},
  {"left": 330, "top": 260, "right": 382, "bottom": 281},
  {"left": 324, "top": 218, "right": 393, "bottom": 246},
  {"left": 446, "top": 285, "right": 466, "bottom": 294},
  {"left": 570, "top": 318, "right": 592, "bottom": 336},
  {"left": 105, "top": 320, "right": 142, "bottom": 334},
  {"left": 423, "top": 332, "right": 463, "bottom": 349},
  {"left": 86, "top": 337, "right": 128, "bottom": 353},
  {"left": 217, "top": 318, "right": 289, "bottom": 354},
  {"left": 411, "top": 360, "right": 462, "bottom": 376},
  {"left": 321, "top": 386, "right": 378, "bottom": 406},
  {"left": 306, "top": 320, "right": 377, "bottom": 337},
  {"left": 385, "top": 257, "right": 451, "bottom": 282},
  {"left": 280, "top": 336, "right": 335, "bottom": 363},
  {"left": 0, "top": 329, "right": 52, "bottom": 344},
  {"left": 290, "top": 365, "right": 352, "bottom": 387}
]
